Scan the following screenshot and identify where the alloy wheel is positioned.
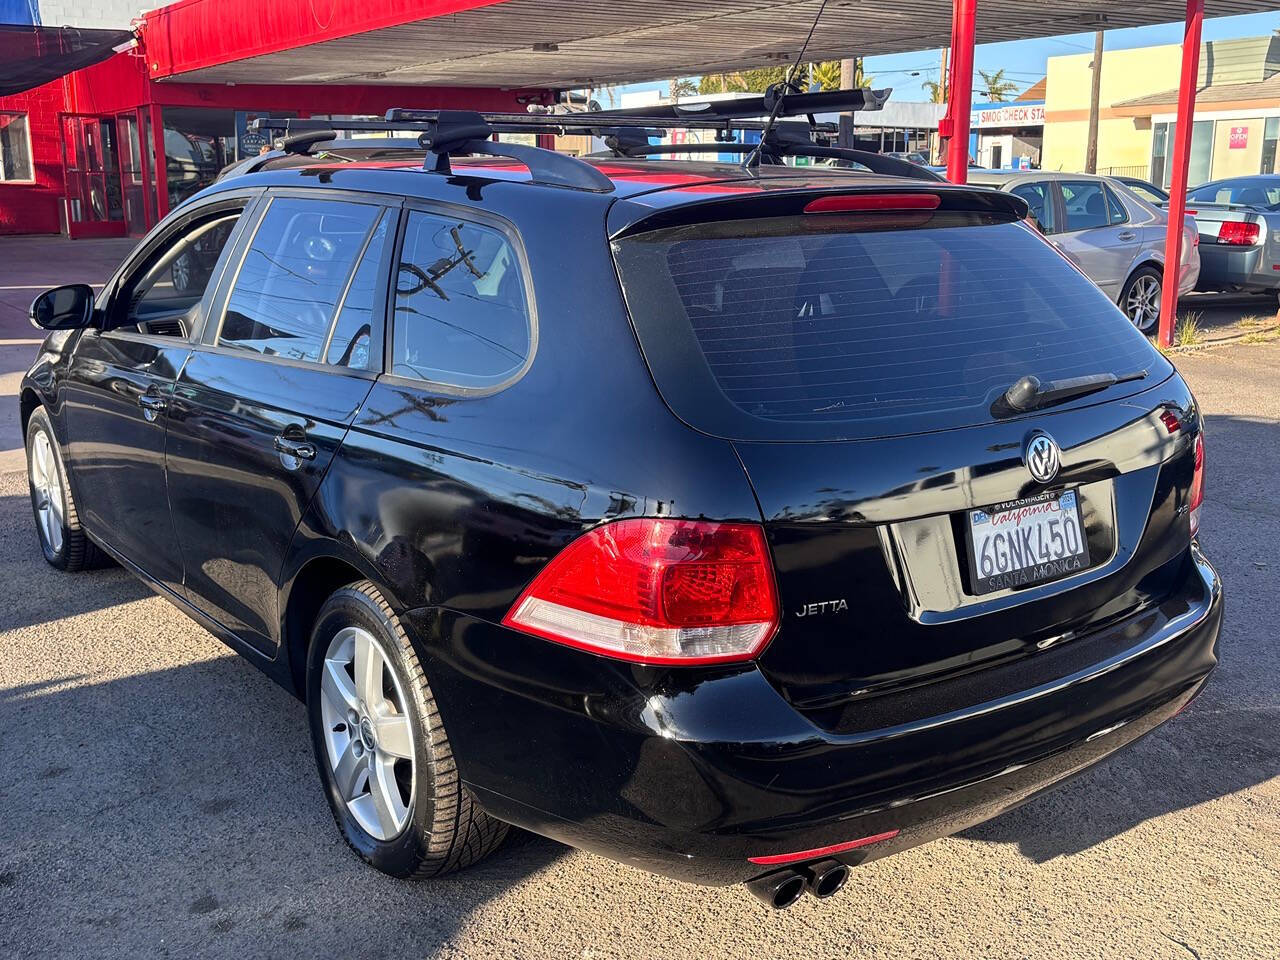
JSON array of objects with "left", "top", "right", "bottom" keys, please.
[
  {"left": 1125, "top": 274, "right": 1162, "bottom": 333},
  {"left": 319, "top": 626, "right": 416, "bottom": 841},
  {"left": 29, "top": 430, "right": 65, "bottom": 555}
]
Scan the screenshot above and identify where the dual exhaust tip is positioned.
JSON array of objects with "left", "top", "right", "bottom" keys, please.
[{"left": 746, "top": 859, "right": 850, "bottom": 910}]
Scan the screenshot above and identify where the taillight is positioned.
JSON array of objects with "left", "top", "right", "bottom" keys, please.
[
  {"left": 1216, "top": 221, "right": 1260, "bottom": 245},
  {"left": 503, "top": 518, "right": 780, "bottom": 665},
  {"left": 1189, "top": 433, "right": 1205, "bottom": 538}
]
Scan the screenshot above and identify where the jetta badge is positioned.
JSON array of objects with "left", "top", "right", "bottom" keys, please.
[{"left": 1024, "top": 432, "right": 1061, "bottom": 484}]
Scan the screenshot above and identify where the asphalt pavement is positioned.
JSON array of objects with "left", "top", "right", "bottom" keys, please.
[{"left": 0, "top": 237, "right": 1277, "bottom": 959}]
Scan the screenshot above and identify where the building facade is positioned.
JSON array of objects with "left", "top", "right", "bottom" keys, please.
[
  {"left": 0, "top": 0, "right": 549, "bottom": 236},
  {"left": 1041, "top": 34, "right": 1280, "bottom": 185}
]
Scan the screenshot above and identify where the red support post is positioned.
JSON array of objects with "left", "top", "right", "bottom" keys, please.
[
  {"left": 149, "top": 102, "right": 169, "bottom": 220},
  {"left": 945, "top": 0, "right": 977, "bottom": 184},
  {"left": 1158, "top": 0, "right": 1204, "bottom": 348}
]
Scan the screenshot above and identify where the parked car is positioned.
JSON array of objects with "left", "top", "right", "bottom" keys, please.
[
  {"left": 969, "top": 171, "right": 1199, "bottom": 334},
  {"left": 1114, "top": 175, "right": 1170, "bottom": 206},
  {"left": 883, "top": 150, "right": 930, "bottom": 166},
  {"left": 1185, "top": 175, "right": 1280, "bottom": 297},
  {"left": 20, "top": 123, "right": 1219, "bottom": 909}
]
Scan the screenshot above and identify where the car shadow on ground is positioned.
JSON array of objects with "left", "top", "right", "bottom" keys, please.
[
  {"left": 0, "top": 494, "right": 153, "bottom": 632},
  {"left": 0, "top": 645, "right": 572, "bottom": 959}
]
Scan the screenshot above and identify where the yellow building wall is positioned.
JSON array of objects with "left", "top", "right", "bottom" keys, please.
[{"left": 1043, "top": 44, "right": 1184, "bottom": 173}]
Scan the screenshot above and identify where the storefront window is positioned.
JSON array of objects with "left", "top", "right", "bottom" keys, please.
[
  {"left": 0, "top": 112, "right": 33, "bottom": 182},
  {"left": 1151, "top": 120, "right": 1214, "bottom": 190},
  {"left": 1262, "top": 117, "right": 1280, "bottom": 174},
  {"left": 162, "top": 107, "right": 237, "bottom": 209}
]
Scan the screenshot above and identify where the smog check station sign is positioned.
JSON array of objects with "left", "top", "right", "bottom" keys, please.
[{"left": 970, "top": 103, "right": 1046, "bottom": 129}]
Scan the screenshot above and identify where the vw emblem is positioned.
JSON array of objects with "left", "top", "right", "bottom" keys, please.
[{"left": 1024, "top": 432, "right": 1061, "bottom": 483}]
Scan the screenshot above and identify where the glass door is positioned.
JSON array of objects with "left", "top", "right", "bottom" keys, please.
[
  {"left": 61, "top": 113, "right": 127, "bottom": 238},
  {"left": 115, "top": 112, "right": 150, "bottom": 234}
]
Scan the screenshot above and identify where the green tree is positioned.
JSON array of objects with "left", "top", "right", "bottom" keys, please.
[
  {"left": 922, "top": 77, "right": 946, "bottom": 103},
  {"left": 668, "top": 77, "right": 699, "bottom": 101},
  {"left": 696, "top": 59, "right": 869, "bottom": 96},
  {"left": 977, "top": 68, "right": 1019, "bottom": 102}
]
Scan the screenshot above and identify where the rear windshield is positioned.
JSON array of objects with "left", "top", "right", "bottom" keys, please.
[{"left": 612, "top": 212, "right": 1170, "bottom": 441}]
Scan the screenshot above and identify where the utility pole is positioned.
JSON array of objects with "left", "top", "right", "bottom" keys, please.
[
  {"left": 838, "top": 58, "right": 856, "bottom": 147},
  {"left": 1085, "top": 30, "right": 1104, "bottom": 174},
  {"left": 936, "top": 46, "right": 950, "bottom": 163}
]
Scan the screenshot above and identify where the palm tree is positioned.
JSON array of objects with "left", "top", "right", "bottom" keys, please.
[
  {"left": 978, "top": 68, "right": 1019, "bottom": 102},
  {"left": 922, "top": 78, "right": 946, "bottom": 103},
  {"left": 668, "top": 77, "right": 698, "bottom": 101}
]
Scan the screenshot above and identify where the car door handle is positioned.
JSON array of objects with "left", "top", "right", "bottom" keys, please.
[
  {"left": 273, "top": 434, "right": 316, "bottom": 461},
  {"left": 137, "top": 393, "right": 167, "bottom": 420},
  {"left": 1117, "top": 231, "right": 1136, "bottom": 241}
]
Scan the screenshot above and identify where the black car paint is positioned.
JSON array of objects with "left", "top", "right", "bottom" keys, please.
[{"left": 20, "top": 158, "right": 1221, "bottom": 887}]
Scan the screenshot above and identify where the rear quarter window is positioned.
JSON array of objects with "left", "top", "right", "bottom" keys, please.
[{"left": 611, "top": 211, "right": 1170, "bottom": 442}]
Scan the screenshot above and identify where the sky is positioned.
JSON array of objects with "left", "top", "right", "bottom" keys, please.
[{"left": 614, "top": 10, "right": 1280, "bottom": 105}]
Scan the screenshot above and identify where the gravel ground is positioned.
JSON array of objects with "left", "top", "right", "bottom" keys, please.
[{"left": 1, "top": 318, "right": 1276, "bottom": 957}]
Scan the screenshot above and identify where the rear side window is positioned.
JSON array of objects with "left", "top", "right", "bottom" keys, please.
[
  {"left": 1009, "top": 182, "right": 1055, "bottom": 233},
  {"left": 612, "top": 212, "right": 1169, "bottom": 442},
  {"left": 1104, "top": 184, "right": 1130, "bottom": 224},
  {"left": 391, "top": 210, "right": 532, "bottom": 390},
  {"left": 219, "top": 196, "right": 381, "bottom": 364},
  {"left": 1060, "top": 181, "right": 1110, "bottom": 231}
]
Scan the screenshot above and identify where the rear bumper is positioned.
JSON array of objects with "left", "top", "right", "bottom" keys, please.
[
  {"left": 1195, "top": 244, "right": 1280, "bottom": 291},
  {"left": 410, "top": 547, "right": 1221, "bottom": 887}
]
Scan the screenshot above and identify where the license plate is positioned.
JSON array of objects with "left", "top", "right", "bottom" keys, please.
[{"left": 965, "top": 490, "right": 1090, "bottom": 595}]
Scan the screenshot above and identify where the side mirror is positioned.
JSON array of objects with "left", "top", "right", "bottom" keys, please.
[{"left": 30, "top": 283, "right": 95, "bottom": 330}]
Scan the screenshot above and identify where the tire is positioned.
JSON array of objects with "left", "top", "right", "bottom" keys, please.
[
  {"left": 170, "top": 251, "right": 194, "bottom": 294},
  {"left": 1120, "top": 266, "right": 1163, "bottom": 334},
  {"left": 25, "top": 406, "right": 104, "bottom": 571},
  {"left": 305, "top": 580, "right": 507, "bottom": 878}
]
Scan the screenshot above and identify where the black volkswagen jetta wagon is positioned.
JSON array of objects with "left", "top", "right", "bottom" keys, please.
[{"left": 21, "top": 125, "right": 1220, "bottom": 909}]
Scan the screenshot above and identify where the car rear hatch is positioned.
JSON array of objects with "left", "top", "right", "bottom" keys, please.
[{"left": 609, "top": 182, "right": 1200, "bottom": 728}]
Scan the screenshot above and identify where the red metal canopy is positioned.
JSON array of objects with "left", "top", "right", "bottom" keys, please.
[{"left": 136, "top": 0, "right": 1276, "bottom": 88}]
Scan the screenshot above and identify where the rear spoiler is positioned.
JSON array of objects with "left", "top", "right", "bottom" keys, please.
[{"left": 608, "top": 185, "right": 1029, "bottom": 240}]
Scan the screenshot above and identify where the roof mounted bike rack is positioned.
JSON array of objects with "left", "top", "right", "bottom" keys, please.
[
  {"left": 606, "top": 141, "right": 944, "bottom": 182},
  {"left": 227, "top": 86, "right": 898, "bottom": 191}
]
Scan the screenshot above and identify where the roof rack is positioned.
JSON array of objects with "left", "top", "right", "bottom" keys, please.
[{"left": 225, "top": 87, "right": 900, "bottom": 191}]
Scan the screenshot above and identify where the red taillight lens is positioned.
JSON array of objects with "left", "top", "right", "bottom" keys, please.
[
  {"left": 804, "top": 193, "right": 940, "bottom": 213},
  {"left": 503, "top": 519, "right": 780, "bottom": 665},
  {"left": 1216, "top": 221, "right": 1260, "bottom": 245},
  {"left": 1189, "top": 433, "right": 1205, "bottom": 538}
]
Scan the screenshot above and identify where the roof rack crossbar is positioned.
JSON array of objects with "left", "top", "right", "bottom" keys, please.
[{"left": 247, "top": 114, "right": 614, "bottom": 192}]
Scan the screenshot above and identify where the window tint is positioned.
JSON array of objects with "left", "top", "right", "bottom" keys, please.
[
  {"left": 1187, "top": 178, "right": 1280, "bottom": 209},
  {"left": 1009, "top": 182, "right": 1055, "bottom": 233},
  {"left": 1104, "top": 184, "right": 1130, "bottom": 225},
  {"left": 219, "top": 197, "right": 380, "bottom": 363},
  {"left": 612, "top": 214, "right": 1167, "bottom": 442},
  {"left": 392, "top": 210, "right": 531, "bottom": 389},
  {"left": 1060, "top": 181, "right": 1110, "bottom": 231},
  {"left": 325, "top": 212, "right": 390, "bottom": 370}
]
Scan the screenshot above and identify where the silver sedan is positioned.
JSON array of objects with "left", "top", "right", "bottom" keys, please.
[{"left": 969, "top": 171, "right": 1200, "bottom": 333}]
